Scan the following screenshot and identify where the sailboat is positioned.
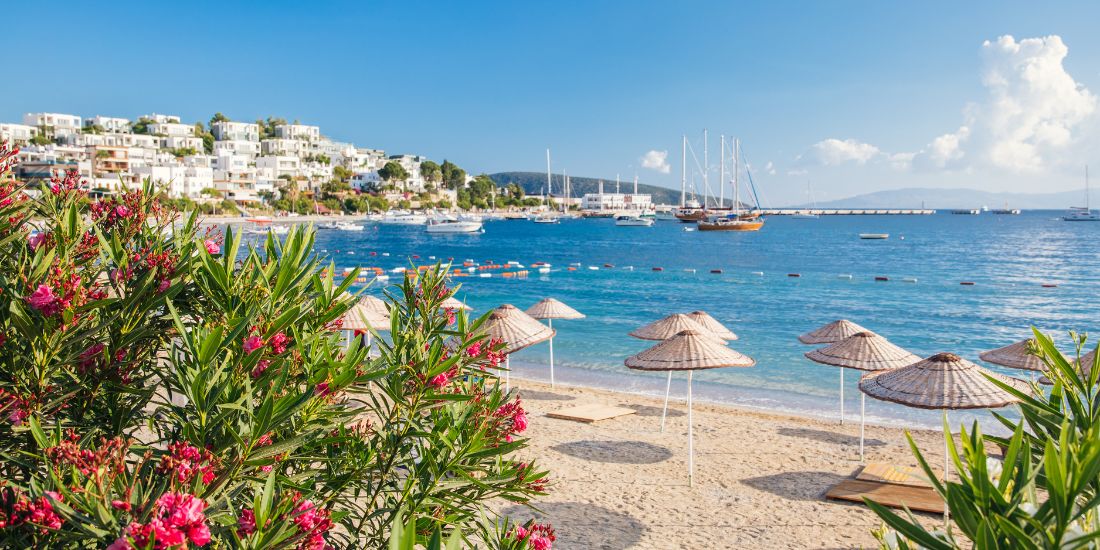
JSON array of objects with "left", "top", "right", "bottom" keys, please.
[
  {"left": 791, "top": 182, "right": 819, "bottom": 219},
  {"left": 1064, "top": 165, "right": 1099, "bottom": 221},
  {"left": 698, "top": 137, "right": 765, "bottom": 232},
  {"left": 674, "top": 134, "right": 707, "bottom": 222},
  {"left": 533, "top": 149, "right": 560, "bottom": 224}
]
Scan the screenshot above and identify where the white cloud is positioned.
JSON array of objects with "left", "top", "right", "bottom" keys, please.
[
  {"left": 764, "top": 161, "right": 776, "bottom": 175},
  {"left": 811, "top": 138, "right": 881, "bottom": 165},
  {"left": 640, "top": 149, "right": 671, "bottom": 174},
  {"left": 911, "top": 35, "right": 1096, "bottom": 173}
]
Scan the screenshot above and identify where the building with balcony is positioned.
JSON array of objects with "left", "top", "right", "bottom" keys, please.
[
  {"left": 23, "top": 112, "right": 82, "bottom": 138},
  {"left": 274, "top": 124, "right": 320, "bottom": 141},
  {"left": 211, "top": 121, "right": 260, "bottom": 142},
  {"left": 0, "top": 123, "right": 38, "bottom": 144}
]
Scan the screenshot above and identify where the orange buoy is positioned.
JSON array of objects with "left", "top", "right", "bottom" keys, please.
[{"left": 567, "top": 267, "right": 577, "bottom": 271}]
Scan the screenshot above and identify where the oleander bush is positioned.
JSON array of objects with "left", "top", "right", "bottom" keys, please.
[
  {"left": 870, "top": 330, "right": 1100, "bottom": 549},
  {"left": 0, "top": 141, "right": 553, "bottom": 549}
]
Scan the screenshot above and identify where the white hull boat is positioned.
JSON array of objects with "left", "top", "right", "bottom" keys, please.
[{"left": 426, "top": 220, "right": 484, "bottom": 233}]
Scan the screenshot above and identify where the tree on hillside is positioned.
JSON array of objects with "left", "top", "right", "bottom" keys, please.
[
  {"left": 209, "top": 112, "right": 230, "bottom": 127},
  {"left": 333, "top": 165, "right": 353, "bottom": 184},
  {"left": 193, "top": 122, "right": 215, "bottom": 153},
  {"left": 256, "top": 116, "right": 287, "bottom": 139},
  {"left": 378, "top": 161, "right": 409, "bottom": 190},
  {"left": 440, "top": 160, "right": 466, "bottom": 190},
  {"left": 131, "top": 117, "right": 155, "bottom": 135},
  {"left": 420, "top": 160, "right": 442, "bottom": 186}
]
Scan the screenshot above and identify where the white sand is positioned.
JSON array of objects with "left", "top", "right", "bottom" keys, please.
[{"left": 500, "top": 378, "right": 948, "bottom": 549}]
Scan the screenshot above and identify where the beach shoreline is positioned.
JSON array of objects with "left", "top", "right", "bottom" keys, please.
[{"left": 502, "top": 377, "right": 948, "bottom": 549}]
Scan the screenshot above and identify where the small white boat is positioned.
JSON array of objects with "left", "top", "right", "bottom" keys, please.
[
  {"left": 791, "top": 212, "right": 819, "bottom": 219},
  {"left": 380, "top": 212, "right": 428, "bottom": 225},
  {"left": 425, "top": 219, "right": 484, "bottom": 233},
  {"left": 859, "top": 233, "right": 889, "bottom": 240},
  {"left": 532, "top": 214, "right": 560, "bottom": 224},
  {"left": 615, "top": 214, "right": 654, "bottom": 226},
  {"left": 335, "top": 221, "right": 364, "bottom": 231},
  {"left": 1064, "top": 166, "right": 1100, "bottom": 221}
]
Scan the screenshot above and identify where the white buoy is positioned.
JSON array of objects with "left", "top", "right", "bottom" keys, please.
[
  {"left": 751, "top": 271, "right": 764, "bottom": 276},
  {"left": 838, "top": 274, "right": 853, "bottom": 279}
]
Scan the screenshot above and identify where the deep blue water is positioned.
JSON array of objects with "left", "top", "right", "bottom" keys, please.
[{"left": 272, "top": 212, "right": 1099, "bottom": 429}]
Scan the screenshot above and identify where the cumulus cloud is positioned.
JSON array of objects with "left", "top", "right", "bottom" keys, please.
[
  {"left": 911, "top": 35, "right": 1095, "bottom": 173},
  {"left": 640, "top": 150, "right": 671, "bottom": 174},
  {"left": 764, "top": 161, "right": 777, "bottom": 175},
  {"left": 811, "top": 138, "right": 881, "bottom": 165}
]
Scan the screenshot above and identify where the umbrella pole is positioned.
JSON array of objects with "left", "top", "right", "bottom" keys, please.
[
  {"left": 505, "top": 355, "right": 511, "bottom": 393},
  {"left": 548, "top": 318, "right": 555, "bottom": 388},
  {"left": 660, "top": 371, "right": 672, "bottom": 433},
  {"left": 687, "top": 371, "right": 694, "bottom": 488},
  {"left": 345, "top": 331, "right": 351, "bottom": 350},
  {"left": 860, "top": 393, "right": 866, "bottom": 462},
  {"left": 839, "top": 368, "right": 845, "bottom": 425},
  {"left": 944, "top": 410, "right": 951, "bottom": 526}
]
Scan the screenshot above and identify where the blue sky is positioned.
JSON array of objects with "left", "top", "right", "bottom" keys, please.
[{"left": 4, "top": 1, "right": 1100, "bottom": 202}]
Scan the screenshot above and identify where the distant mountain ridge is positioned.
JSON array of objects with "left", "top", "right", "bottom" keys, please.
[
  {"left": 488, "top": 172, "right": 684, "bottom": 205},
  {"left": 798, "top": 187, "right": 1093, "bottom": 210}
]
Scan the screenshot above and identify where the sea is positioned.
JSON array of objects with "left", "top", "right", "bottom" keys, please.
[{"left": 266, "top": 211, "right": 1099, "bottom": 431}]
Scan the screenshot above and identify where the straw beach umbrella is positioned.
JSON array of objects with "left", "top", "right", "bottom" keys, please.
[
  {"left": 979, "top": 339, "right": 1046, "bottom": 373},
  {"left": 798, "top": 319, "right": 869, "bottom": 345},
  {"left": 441, "top": 296, "right": 472, "bottom": 311},
  {"left": 630, "top": 313, "right": 721, "bottom": 431},
  {"left": 525, "top": 298, "right": 585, "bottom": 388},
  {"left": 859, "top": 352, "right": 1029, "bottom": 521},
  {"left": 804, "top": 332, "right": 921, "bottom": 460},
  {"left": 799, "top": 320, "right": 874, "bottom": 426},
  {"left": 686, "top": 311, "right": 738, "bottom": 341},
  {"left": 626, "top": 329, "right": 755, "bottom": 486},
  {"left": 482, "top": 304, "right": 554, "bottom": 391},
  {"left": 342, "top": 296, "right": 390, "bottom": 348}
]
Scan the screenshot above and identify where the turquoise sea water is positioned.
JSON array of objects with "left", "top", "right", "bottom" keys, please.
[{"left": 289, "top": 212, "right": 1098, "bottom": 430}]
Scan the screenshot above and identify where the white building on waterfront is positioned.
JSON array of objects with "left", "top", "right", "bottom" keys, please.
[{"left": 211, "top": 120, "right": 260, "bottom": 142}]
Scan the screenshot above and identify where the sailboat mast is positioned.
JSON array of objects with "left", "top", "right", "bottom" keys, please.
[
  {"left": 734, "top": 137, "right": 740, "bottom": 216},
  {"left": 1087, "top": 165, "right": 1091, "bottom": 210},
  {"left": 545, "top": 149, "right": 552, "bottom": 198},
  {"left": 681, "top": 135, "right": 686, "bottom": 206},
  {"left": 720, "top": 134, "right": 726, "bottom": 208},
  {"left": 703, "top": 129, "right": 709, "bottom": 208}
]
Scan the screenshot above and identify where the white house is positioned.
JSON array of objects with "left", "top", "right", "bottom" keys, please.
[
  {"left": 150, "top": 121, "right": 195, "bottom": 137},
  {"left": 256, "top": 155, "right": 301, "bottom": 180},
  {"left": 23, "top": 113, "right": 82, "bottom": 137},
  {"left": 351, "top": 170, "right": 382, "bottom": 191},
  {"left": 581, "top": 192, "right": 653, "bottom": 212},
  {"left": 146, "top": 114, "right": 182, "bottom": 124},
  {"left": 1, "top": 123, "right": 38, "bottom": 144},
  {"left": 260, "top": 138, "right": 304, "bottom": 157},
  {"left": 213, "top": 140, "right": 260, "bottom": 158},
  {"left": 211, "top": 121, "right": 259, "bottom": 142},
  {"left": 159, "top": 135, "right": 204, "bottom": 153},
  {"left": 86, "top": 116, "right": 131, "bottom": 133},
  {"left": 274, "top": 124, "right": 320, "bottom": 141},
  {"left": 134, "top": 164, "right": 214, "bottom": 199}
]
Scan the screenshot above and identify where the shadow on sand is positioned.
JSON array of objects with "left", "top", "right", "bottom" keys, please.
[
  {"left": 501, "top": 501, "right": 647, "bottom": 549},
  {"left": 551, "top": 440, "right": 673, "bottom": 465},
  {"left": 741, "top": 470, "right": 851, "bottom": 501},
  {"left": 519, "top": 389, "right": 576, "bottom": 401},
  {"left": 622, "top": 404, "right": 685, "bottom": 418},
  {"left": 777, "top": 427, "right": 885, "bottom": 448}
]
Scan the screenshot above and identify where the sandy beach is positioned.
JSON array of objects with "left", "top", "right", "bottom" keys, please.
[{"left": 501, "top": 377, "right": 948, "bottom": 549}]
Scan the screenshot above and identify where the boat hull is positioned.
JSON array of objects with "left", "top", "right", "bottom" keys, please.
[
  {"left": 697, "top": 220, "right": 764, "bottom": 232},
  {"left": 674, "top": 209, "right": 707, "bottom": 222},
  {"left": 426, "top": 221, "right": 483, "bottom": 233}
]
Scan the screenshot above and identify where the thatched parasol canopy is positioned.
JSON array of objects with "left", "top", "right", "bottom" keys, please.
[
  {"left": 859, "top": 352, "right": 1029, "bottom": 410},
  {"left": 483, "top": 304, "right": 555, "bottom": 354},
  {"left": 630, "top": 314, "right": 720, "bottom": 342},
  {"left": 979, "top": 339, "right": 1046, "bottom": 372},
  {"left": 342, "top": 296, "right": 391, "bottom": 332},
  {"left": 805, "top": 332, "right": 920, "bottom": 371},
  {"left": 686, "top": 311, "right": 738, "bottom": 341},
  {"left": 799, "top": 319, "right": 870, "bottom": 345},
  {"left": 441, "top": 296, "right": 472, "bottom": 310},
  {"left": 526, "top": 298, "right": 584, "bottom": 320},
  {"left": 625, "top": 330, "right": 755, "bottom": 371}
]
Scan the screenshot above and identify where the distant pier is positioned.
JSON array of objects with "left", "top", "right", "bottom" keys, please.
[{"left": 761, "top": 209, "right": 936, "bottom": 216}]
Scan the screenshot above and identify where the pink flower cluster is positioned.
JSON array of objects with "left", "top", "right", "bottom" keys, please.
[
  {"left": 515, "top": 462, "right": 548, "bottom": 493},
  {"left": 108, "top": 492, "right": 210, "bottom": 550},
  {"left": 26, "top": 284, "right": 65, "bottom": 317},
  {"left": 428, "top": 365, "right": 458, "bottom": 389},
  {"left": 242, "top": 330, "right": 291, "bottom": 356},
  {"left": 512, "top": 523, "right": 555, "bottom": 550},
  {"left": 290, "top": 497, "right": 333, "bottom": 550},
  {"left": 203, "top": 239, "right": 220, "bottom": 255},
  {"left": 45, "top": 434, "right": 127, "bottom": 478},
  {"left": 0, "top": 490, "right": 64, "bottom": 532},
  {"left": 158, "top": 442, "right": 218, "bottom": 485},
  {"left": 492, "top": 398, "right": 528, "bottom": 443},
  {"left": 47, "top": 169, "right": 83, "bottom": 196},
  {"left": 0, "top": 388, "right": 29, "bottom": 426}
]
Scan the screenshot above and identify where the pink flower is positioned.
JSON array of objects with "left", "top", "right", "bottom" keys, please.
[
  {"left": 531, "top": 535, "right": 553, "bottom": 550},
  {"left": 251, "top": 359, "right": 271, "bottom": 378},
  {"left": 158, "top": 279, "right": 171, "bottom": 293},
  {"left": 428, "top": 372, "right": 451, "bottom": 388},
  {"left": 106, "top": 537, "right": 131, "bottom": 550},
  {"left": 315, "top": 382, "right": 331, "bottom": 397},
  {"left": 269, "top": 332, "right": 290, "bottom": 354},
  {"left": 513, "top": 410, "right": 528, "bottom": 433},
  {"left": 114, "top": 205, "right": 131, "bottom": 218},
  {"left": 27, "top": 232, "right": 46, "bottom": 251},
  {"left": 242, "top": 336, "right": 264, "bottom": 354},
  {"left": 238, "top": 508, "right": 257, "bottom": 536},
  {"left": 26, "top": 284, "right": 61, "bottom": 316},
  {"left": 464, "top": 341, "right": 482, "bottom": 358},
  {"left": 203, "top": 239, "right": 220, "bottom": 255},
  {"left": 111, "top": 500, "right": 131, "bottom": 511},
  {"left": 187, "top": 523, "right": 211, "bottom": 545}
]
